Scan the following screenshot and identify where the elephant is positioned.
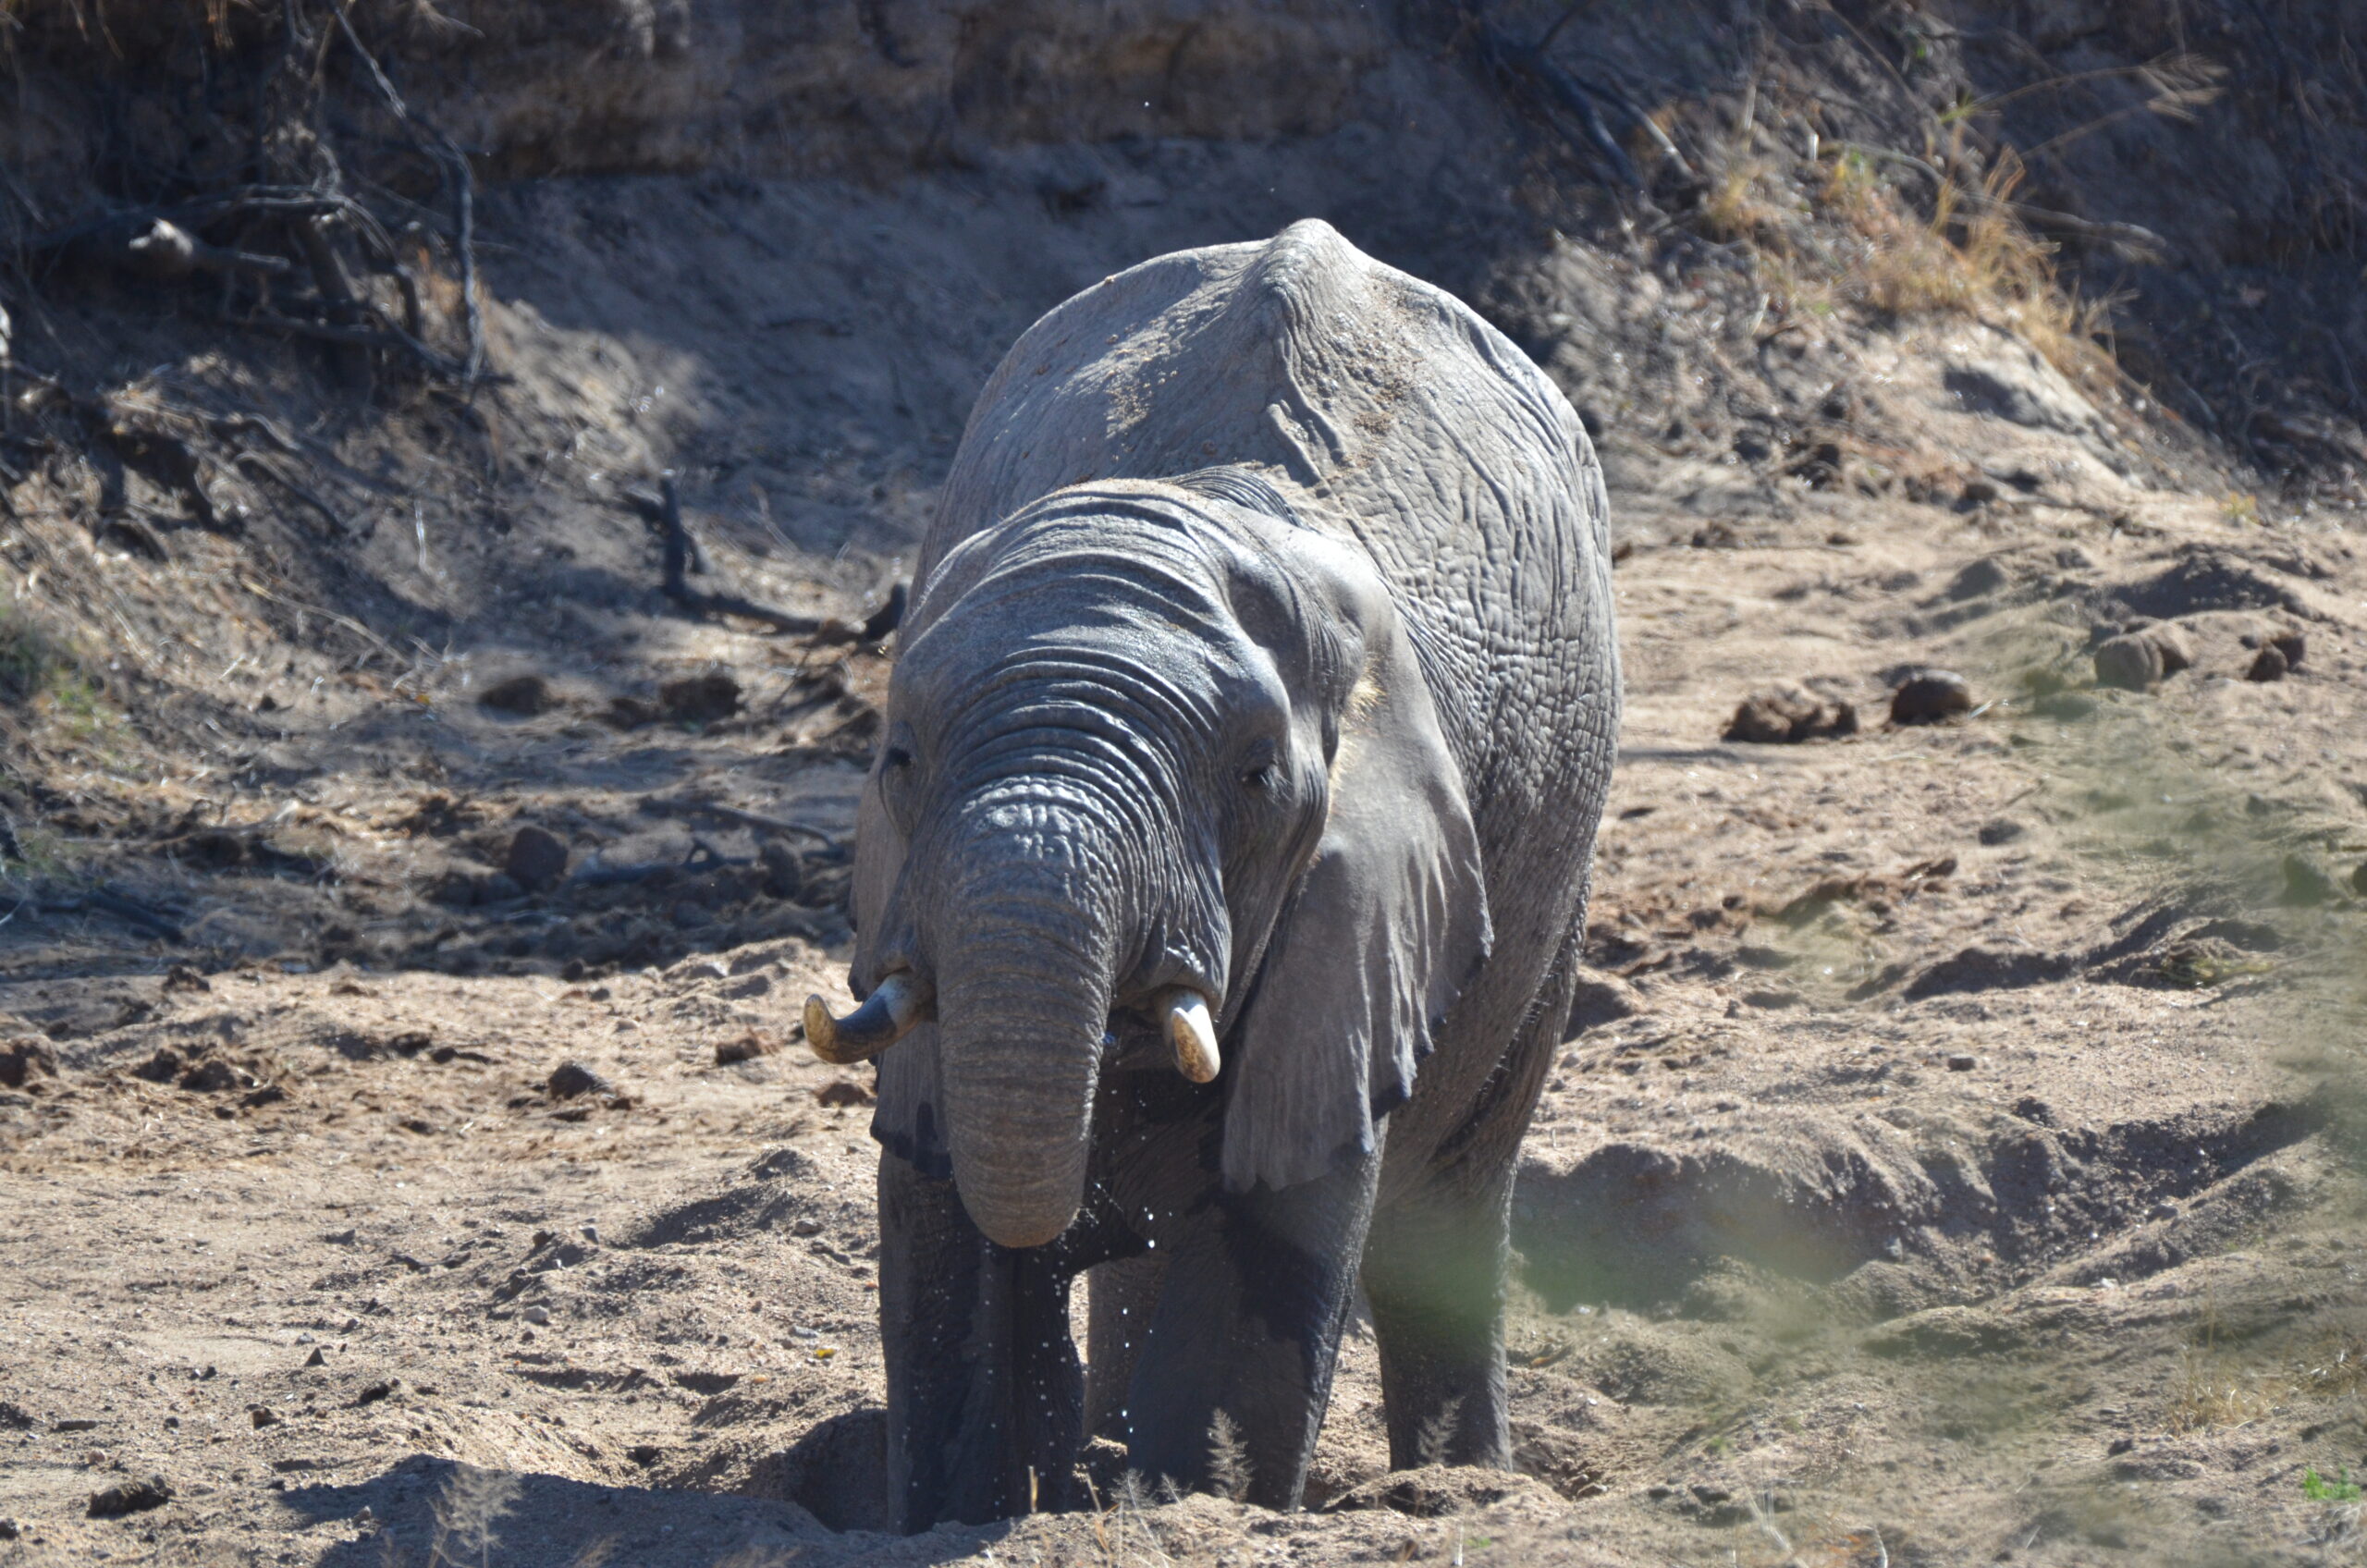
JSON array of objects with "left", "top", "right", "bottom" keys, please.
[{"left": 803, "top": 218, "right": 1619, "bottom": 1530}]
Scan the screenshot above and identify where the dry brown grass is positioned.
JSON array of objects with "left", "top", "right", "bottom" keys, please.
[
  {"left": 1699, "top": 129, "right": 2123, "bottom": 400},
  {"left": 2164, "top": 1312, "right": 2367, "bottom": 1437}
]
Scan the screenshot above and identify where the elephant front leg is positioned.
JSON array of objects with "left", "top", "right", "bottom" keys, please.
[
  {"left": 1361, "top": 1171, "right": 1516, "bottom": 1470},
  {"left": 1121, "top": 1148, "right": 1377, "bottom": 1510},
  {"left": 877, "top": 1153, "right": 1085, "bottom": 1530},
  {"left": 1367, "top": 931, "right": 1581, "bottom": 1472},
  {"left": 1085, "top": 1254, "right": 1167, "bottom": 1440}
]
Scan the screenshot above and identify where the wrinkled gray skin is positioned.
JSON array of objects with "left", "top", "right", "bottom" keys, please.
[{"left": 847, "top": 221, "right": 1619, "bottom": 1528}]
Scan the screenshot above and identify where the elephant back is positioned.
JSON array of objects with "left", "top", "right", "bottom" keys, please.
[{"left": 926, "top": 218, "right": 1617, "bottom": 843}]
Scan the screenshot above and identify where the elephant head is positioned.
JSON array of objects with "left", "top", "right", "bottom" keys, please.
[{"left": 810, "top": 474, "right": 1489, "bottom": 1249}]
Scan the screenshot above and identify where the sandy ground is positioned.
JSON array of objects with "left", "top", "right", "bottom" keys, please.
[{"left": 5, "top": 433, "right": 2365, "bottom": 1566}]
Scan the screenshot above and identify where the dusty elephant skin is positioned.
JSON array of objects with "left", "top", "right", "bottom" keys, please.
[{"left": 811, "top": 219, "right": 1620, "bottom": 1529}]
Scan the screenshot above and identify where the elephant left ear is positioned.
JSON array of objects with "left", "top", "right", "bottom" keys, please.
[{"left": 1220, "top": 594, "right": 1490, "bottom": 1194}]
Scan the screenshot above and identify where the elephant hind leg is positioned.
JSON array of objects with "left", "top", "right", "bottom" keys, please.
[
  {"left": 1364, "top": 925, "right": 1583, "bottom": 1472},
  {"left": 1085, "top": 1254, "right": 1167, "bottom": 1440}
]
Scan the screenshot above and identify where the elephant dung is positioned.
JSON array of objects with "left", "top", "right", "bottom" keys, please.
[
  {"left": 1888, "top": 668, "right": 1974, "bottom": 726},
  {"left": 1725, "top": 683, "right": 1858, "bottom": 744}
]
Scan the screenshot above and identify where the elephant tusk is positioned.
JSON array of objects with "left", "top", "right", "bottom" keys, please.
[
  {"left": 1160, "top": 988, "right": 1222, "bottom": 1084},
  {"left": 804, "top": 972, "right": 930, "bottom": 1064}
]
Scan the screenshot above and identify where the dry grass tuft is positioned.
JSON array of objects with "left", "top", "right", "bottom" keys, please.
[
  {"left": 2164, "top": 1346, "right": 2284, "bottom": 1435},
  {"left": 1699, "top": 128, "right": 2124, "bottom": 399},
  {"left": 1206, "top": 1409, "right": 1252, "bottom": 1502},
  {"left": 2164, "top": 1314, "right": 2367, "bottom": 1436}
]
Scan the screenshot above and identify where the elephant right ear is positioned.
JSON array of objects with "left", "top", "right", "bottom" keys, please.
[
  {"left": 1219, "top": 569, "right": 1490, "bottom": 1194},
  {"left": 853, "top": 766, "right": 954, "bottom": 1179}
]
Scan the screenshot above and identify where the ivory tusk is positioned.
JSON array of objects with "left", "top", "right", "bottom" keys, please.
[
  {"left": 1160, "top": 988, "right": 1222, "bottom": 1084},
  {"left": 804, "top": 972, "right": 929, "bottom": 1065}
]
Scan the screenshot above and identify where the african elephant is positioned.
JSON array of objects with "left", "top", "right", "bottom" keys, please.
[{"left": 804, "top": 219, "right": 1619, "bottom": 1530}]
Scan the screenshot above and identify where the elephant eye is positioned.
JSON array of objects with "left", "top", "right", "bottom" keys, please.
[
  {"left": 883, "top": 743, "right": 914, "bottom": 772},
  {"left": 1235, "top": 737, "right": 1282, "bottom": 791}
]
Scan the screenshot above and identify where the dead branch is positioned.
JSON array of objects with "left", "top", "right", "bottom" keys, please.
[
  {"left": 24, "top": 190, "right": 377, "bottom": 261},
  {"left": 233, "top": 449, "right": 347, "bottom": 534},
  {"left": 638, "top": 795, "right": 839, "bottom": 847},
  {"left": 124, "top": 219, "right": 295, "bottom": 281},
  {"left": 1465, "top": 6, "right": 1640, "bottom": 189},
  {"left": 236, "top": 308, "right": 466, "bottom": 380},
  {"left": 656, "top": 470, "right": 705, "bottom": 594},
  {"left": 38, "top": 884, "right": 187, "bottom": 942},
  {"left": 330, "top": 0, "right": 484, "bottom": 384},
  {"left": 289, "top": 213, "right": 373, "bottom": 389},
  {"left": 650, "top": 472, "right": 828, "bottom": 634}
]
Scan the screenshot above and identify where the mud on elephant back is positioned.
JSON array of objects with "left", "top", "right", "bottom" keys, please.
[{"left": 796, "top": 220, "right": 1620, "bottom": 1530}]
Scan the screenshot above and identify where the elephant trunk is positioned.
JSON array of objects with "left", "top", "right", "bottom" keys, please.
[{"left": 931, "top": 810, "right": 1123, "bottom": 1251}]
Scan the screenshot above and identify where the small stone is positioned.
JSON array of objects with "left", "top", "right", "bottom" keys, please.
[
  {"left": 88, "top": 1476, "right": 174, "bottom": 1518},
  {"left": 759, "top": 840, "right": 805, "bottom": 900},
  {"left": 546, "top": 1061, "right": 612, "bottom": 1100},
  {"left": 2092, "top": 633, "right": 2164, "bottom": 692},
  {"left": 1976, "top": 819, "right": 2025, "bottom": 846},
  {"left": 161, "top": 964, "right": 212, "bottom": 994},
  {"left": 2269, "top": 629, "right": 2306, "bottom": 668},
  {"left": 627, "top": 1445, "right": 663, "bottom": 1467},
  {"left": 1724, "top": 683, "right": 1858, "bottom": 744},
  {"left": 429, "top": 870, "right": 482, "bottom": 908},
  {"left": 1889, "top": 669, "right": 1974, "bottom": 726},
  {"left": 2353, "top": 862, "right": 2367, "bottom": 898},
  {"left": 815, "top": 1079, "right": 873, "bottom": 1108},
  {"left": 791, "top": 1217, "right": 824, "bottom": 1237},
  {"left": 178, "top": 1059, "right": 247, "bottom": 1094},
  {"left": 303, "top": 1347, "right": 326, "bottom": 1367},
  {"left": 1946, "top": 1054, "right": 1977, "bottom": 1072},
  {"left": 2280, "top": 853, "right": 2336, "bottom": 907},
  {"left": 477, "top": 674, "right": 559, "bottom": 717},
  {"left": 2143, "top": 622, "right": 2196, "bottom": 674},
  {"left": 2106, "top": 1436, "right": 2135, "bottom": 1456},
  {"left": 0, "top": 1036, "right": 57, "bottom": 1089},
  {"left": 0, "top": 1517, "right": 18, "bottom": 1539},
  {"left": 522, "top": 1305, "right": 551, "bottom": 1326},
  {"left": 251, "top": 1407, "right": 280, "bottom": 1429},
  {"left": 0, "top": 1403, "right": 31, "bottom": 1431},
  {"left": 505, "top": 827, "right": 570, "bottom": 894},
  {"left": 2246, "top": 644, "right": 2288, "bottom": 681},
  {"left": 715, "top": 1031, "right": 778, "bottom": 1066},
  {"left": 351, "top": 1381, "right": 396, "bottom": 1407},
  {"left": 658, "top": 672, "right": 741, "bottom": 725},
  {"left": 1945, "top": 557, "right": 2010, "bottom": 600},
  {"left": 130, "top": 1047, "right": 185, "bottom": 1084},
  {"left": 604, "top": 694, "right": 662, "bottom": 729}
]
